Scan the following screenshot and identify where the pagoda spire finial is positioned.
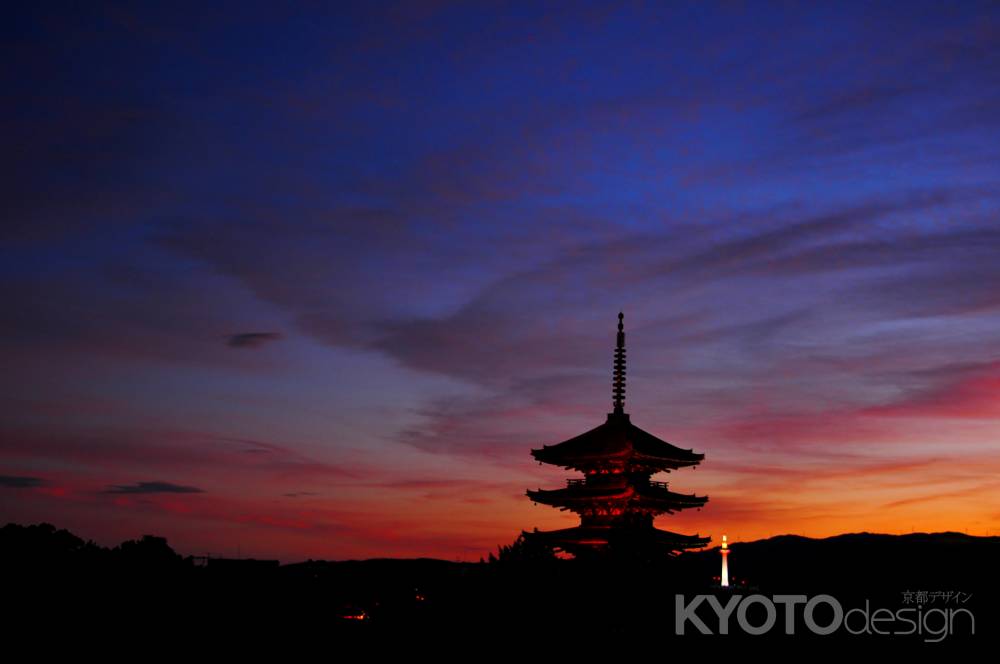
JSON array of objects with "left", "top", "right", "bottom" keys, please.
[{"left": 613, "top": 311, "right": 626, "bottom": 414}]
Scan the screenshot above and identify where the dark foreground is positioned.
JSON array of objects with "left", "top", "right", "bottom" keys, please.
[{"left": 2, "top": 523, "right": 993, "bottom": 652}]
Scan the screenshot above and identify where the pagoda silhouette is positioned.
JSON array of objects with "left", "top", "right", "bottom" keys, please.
[{"left": 523, "top": 312, "right": 710, "bottom": 559}]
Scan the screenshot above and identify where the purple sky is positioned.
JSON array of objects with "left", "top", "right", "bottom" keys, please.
[{"left": 2, "top": 2, "right": 1000, "bottom": 561}]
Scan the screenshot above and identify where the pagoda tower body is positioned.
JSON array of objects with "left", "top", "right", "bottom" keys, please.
[{"left": 524, "top": 313, "right": 710, "bottom": 558}]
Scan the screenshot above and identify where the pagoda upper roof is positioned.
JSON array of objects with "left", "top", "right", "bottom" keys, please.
[{"left": 530, "top": 411, "right": 704, "bottom": 471}]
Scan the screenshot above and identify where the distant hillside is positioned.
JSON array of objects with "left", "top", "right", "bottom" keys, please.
[
  {"left": 676, "top": 530, "right": 1000, "bottom": 592},
  {"left": 2, "top": 522, "right": 993, "bottom": 646}
]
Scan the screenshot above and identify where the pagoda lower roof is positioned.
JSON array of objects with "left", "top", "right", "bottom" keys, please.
[
  {"left": 522, "top": 525, "right": 710, "bottom": 552},
  {"left": 530, "top": 412, "right": 703, "bottom": 470}
]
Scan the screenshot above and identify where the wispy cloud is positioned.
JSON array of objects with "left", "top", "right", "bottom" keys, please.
[
  {"left": 104, "top": 481, "right": 204, "bottom": 495},
  {"left": 226, "top": 332, "right": 282, "bottom": 348},
  {"left": 0, "top": 475, "right": 44, "bottom": 489}
]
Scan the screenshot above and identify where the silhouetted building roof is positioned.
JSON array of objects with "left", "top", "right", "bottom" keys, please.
[
  {"left": 206, "top": 557, "right": 280, "bottom": 574},
  {"left": 527, "top": 476, "right": 707, "bottom": 513},
  {"left": 531, "top": 411, "right": 704, "bottom": 471},
  {"left": 524, "top": 524, "right": 710, "bottom": 551}
]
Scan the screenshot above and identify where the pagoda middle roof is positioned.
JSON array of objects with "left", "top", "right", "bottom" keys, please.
[
  {"left": 530, "top": 412, "right": 704, "bottom": 469},
  {"left": 526, "top": 482, "right": 708, "bottom": 511}
]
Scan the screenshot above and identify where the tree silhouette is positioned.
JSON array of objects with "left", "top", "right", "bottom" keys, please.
[{"left": 484, "top": 531, "right": 558, "bottom": 565}]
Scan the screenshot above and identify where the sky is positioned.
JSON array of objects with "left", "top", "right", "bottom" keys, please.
[{"left": 2, "top": 1, "right": 1000, "bottom": 562}]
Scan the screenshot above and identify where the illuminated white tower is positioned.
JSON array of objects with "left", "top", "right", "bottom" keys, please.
[{"left": 720, "top": 534, "right": 729, "bottom": 587}]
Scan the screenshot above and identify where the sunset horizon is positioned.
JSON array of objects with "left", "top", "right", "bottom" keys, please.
[{"left": 5, "top": 296, "right": 999, "bottom": 564}]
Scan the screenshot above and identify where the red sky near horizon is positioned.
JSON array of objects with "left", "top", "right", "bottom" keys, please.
[{"left": 3, "top": 3, "right": 1000, "bottom": 562}]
